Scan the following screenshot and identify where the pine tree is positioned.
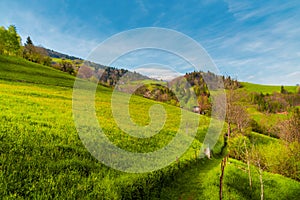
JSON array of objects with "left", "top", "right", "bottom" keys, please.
[{"left": 25, "top": 36, "right": 33, "bottom": 46}]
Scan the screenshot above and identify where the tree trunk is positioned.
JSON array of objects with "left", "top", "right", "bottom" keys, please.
[
  {"left": 244, "top": 140, "right": 252, "bottom": 190},
  {"left": 227, "top": 122, "right": 231, "bottom": 140},
  {"left": 258, "top": 163, "right": 264, "bottom": 200},
  {"left": 219, "top": 156, "right": 227, "bottom": 200},
  {"left": 220, "top": 118, "right": 231, "bottom": 199}
]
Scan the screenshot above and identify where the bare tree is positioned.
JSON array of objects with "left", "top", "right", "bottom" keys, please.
[
  {"left": 219, "top": 156, "right": 227, "bottom": 200},
  {"left": 215, "top": 88, "right": 251, "bottom": 199},
  {"left": 277, "top": 108, "right": 300, "bottom": 143},
  {"left": 249, "top": 145, "right": 267, "bottom": 200},
  {"left": 244, "top": 139, "right": 252, "bottom": 190}
]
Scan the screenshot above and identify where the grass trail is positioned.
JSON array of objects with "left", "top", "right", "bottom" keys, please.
[
  {"left": 160, "top": 156, "right": 300, "bottom": 200},
  {"left": 160, "top": 157, "right": 222, "bottom": 200}
]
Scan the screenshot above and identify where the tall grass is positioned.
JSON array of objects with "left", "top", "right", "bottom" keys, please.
[
  {"left": 0, "top": 56, "right": 219, "bottom": 198},
  {"left": 1, "top": 55, "right": 298, "bottom": 199}
]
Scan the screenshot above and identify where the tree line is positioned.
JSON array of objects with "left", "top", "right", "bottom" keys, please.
[
  {"left": 251, "top": 86, "right": 300, "bottom": 113},
  {"left": 131, "top": 71, "right": 241, "bottom": 115},
  {"left": 0, "top": 25, "right": 51, "bottom": 66},
  {"left": 0, "top": 24, "right": 148, "bottom": 87}
]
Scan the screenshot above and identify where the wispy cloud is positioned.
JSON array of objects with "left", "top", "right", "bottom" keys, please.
[
  {"left": 200, "top": 0, "right": 300, "bottom": 85},
  {"left": 88, "top": 28, "right": 219, "bottom": 78},
  {"left": 135, "top": 0, "right": 148, "bottom": 15},
  {"left": 135, "top": 64, "right": 183, "bottom": 81},
  {"left": 0, "top": 1, "right": 107, "bottom": 58},
  {"left": 1, "top": 0, "right": 299, "bottom": 85}
]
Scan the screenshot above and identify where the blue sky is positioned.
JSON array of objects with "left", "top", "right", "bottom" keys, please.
[{"left": 0, "top": 0, "right": 300, "bottom": 85}]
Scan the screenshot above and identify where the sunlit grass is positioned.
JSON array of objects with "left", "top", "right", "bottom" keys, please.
[
  {"left": 0, "top": 56, "right": 215, "bottom": 198},
  {"left": 240, "top": 82, "right": 297, "bottom": 94}
]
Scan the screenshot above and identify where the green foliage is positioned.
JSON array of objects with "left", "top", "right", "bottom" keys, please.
[
  {"left": 0, "top": 24, "right": 52, "bottom": 66},
  {"left": 228, "top": 131, "right": 299, "bottom": 181},
  {"left": 247, "top": 131, "right": 278, "bottom": 145},
  {"left": 184, "top": 71, "right": 241, "bottom": 90},
  {"left": 228, "top": 135, "right": 251, "bottom": 160},
  {"left": 23, "top": 36, "right": 52, "bottom": 66},
  {"left": 131, "top": 71, "right": 239, "bottom": 115},
  {"left": 250, "top": 89, "right": 300, "bottom": 114},
  {"left": 280, "top": 85, "right": 288, "bottom": 94},
  {"left": 247, "top": 106, "right": 289, "bottom": 137},
  {"left": 251, "top": 142, "right": 300, "bottom": 181},
  {"left": 134, "top": 83, "right": 178, "bottom": 105},
  {"left": 0, "top": 25, "right": 22, "bottom": 56}
]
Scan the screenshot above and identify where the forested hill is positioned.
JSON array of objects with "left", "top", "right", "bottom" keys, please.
[
  {"left": 0, "top": 24, "right": 240, "bottom": 93},
  {"left": 43, "top": 47, "right": 82, "bottom": 61},
  {"left": 130, "top": 71, "right": 241, "bottom": 115}
]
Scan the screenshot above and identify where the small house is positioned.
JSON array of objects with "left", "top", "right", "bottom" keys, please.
[{"left": 193, "top": 106, "right": 200, "bottom": 114}]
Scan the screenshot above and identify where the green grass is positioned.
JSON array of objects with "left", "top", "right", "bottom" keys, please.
[
  {"left": 131, "top": 79, "right": 167, "bottom": 85},
  {"left": 240, "top": 82, "right": 297, "bottom": 94},
  {"left": 247, "top": 106, "right": 288, "bottom": 124},
  {"left": 0, "top": 55, "right": 76, "bottom": 87},
  {"left": 246, "top": 106, "right": 289, "bottom": 137},
  {"left": 0, "top": 55, "right": 299, "bottom": 199},
  {"left": 247, "top": 131, "right": 279, "bottom": 145},
  {"left": 51, "top": 57, "right": 80, "bottom": 63},
  {"left": 0, "top": 55, "right": 219, "bottom": 198},
  {"left": 160, "top": 158, "right": 300, "bottom": 200}
]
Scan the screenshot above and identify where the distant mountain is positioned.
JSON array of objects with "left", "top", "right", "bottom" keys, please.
[
  {"left": 42, "top": 47, "right": 151, "bottom": 87},
  {"left": 42, "top": 47, "right": 82, "bottom": 60}
]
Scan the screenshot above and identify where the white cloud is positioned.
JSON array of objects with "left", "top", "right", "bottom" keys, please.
[
  {"left": 203, "top": 1, "right": 300, "bottom": 85},
  {"left": 1, "top": 0, "right": 299, "bottom": 85},
  {"left": 88, "top": 28, "right": 219, "bottom": 75},
  {"left": 135, "top": 64, "right": 183, "bottom": 81}
]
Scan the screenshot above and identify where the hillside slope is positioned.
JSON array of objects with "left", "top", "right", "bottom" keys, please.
[
  {"left": 0, "top": 55, "right": 75, "bottom": 87},
  {"left": 240, "top": 82, "right": 297, "bottom": 94},
  {"left": 0, "top": 55, "right": 215, "bottom": 198},
  {"left": 0, "top": 55, "right": 299, "bottom": 199}
]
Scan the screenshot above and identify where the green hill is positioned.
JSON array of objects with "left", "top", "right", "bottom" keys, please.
[
  {"left": 0, "top": 55, "right": 215, "bottom": 198},
  {"left": 240, "top": 82, "right": 297, "bottom": 94},
  {"left": 0, "top": 55, "right": 76, "bottom": 87},
  {"left": 160, "top": 158, "right": 300, "bottom": 200},
  {"left": 0, "top": 55, "right": 299, "bottom": 199}
]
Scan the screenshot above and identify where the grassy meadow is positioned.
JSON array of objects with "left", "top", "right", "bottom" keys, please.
[
  {"left": 160, "top": 158, "right": 300, "bottom": 200},
  {"left": 0, "top": 55, "right": 299, "bottom": 199},
  {"left": 0, "top": 55, "right": 215, "bottom": 198},
  {"left": 240, "top": 82, "right": 297, "bottom": 94}
]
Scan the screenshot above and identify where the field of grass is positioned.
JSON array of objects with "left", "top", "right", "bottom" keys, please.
[
  {"left": 247, "top": 106, "right": 288, "bottom": 126},
  {"left": 160, "top": 158, "right": 300, "bottom": 200},
  {"left": 240, "top": 82, "right": 297, "bottom": 94},
  {"left": 247, "top": 131, "right": 279, "bottom": 145},
  {"left": 0, "top": 55, "right": 76, "bottom": 87},
  {"left": 0, "top": 55, "right": 224, "bottom": 198},
  {"left": 1, "top": 55, "right": 299, "bottom": 199}
]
